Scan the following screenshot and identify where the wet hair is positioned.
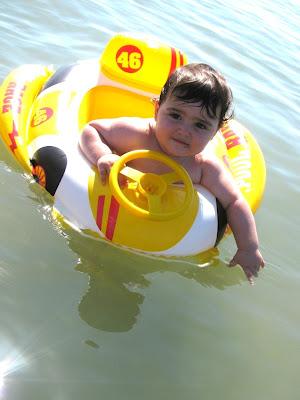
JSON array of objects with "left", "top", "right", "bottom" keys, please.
[{"left": 159, "top": 63, "right": 234, "bottom": 128}]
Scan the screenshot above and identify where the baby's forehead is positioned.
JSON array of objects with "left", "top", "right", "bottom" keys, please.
[
  {"left": 166, "top": 95, "right": 201, "bottom": 109},
  {"left": 167, "top": 96, "right": 220, "bottom": 121}
]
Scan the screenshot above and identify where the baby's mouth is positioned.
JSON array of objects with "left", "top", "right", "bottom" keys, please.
[{"left": 172, "top": 137, "right": 189, "bottom": 146}]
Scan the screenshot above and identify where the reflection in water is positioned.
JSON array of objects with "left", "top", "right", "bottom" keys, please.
[
  {"left": 10, "top": 108, "right": 248, "bottom": 335},
  {"left": 76, "top": 259, "right": 144, "bottom": 332},
  {"left": 25, "top": 179, "right": 245, "bottom": 333},
  {"left": 65, "top": 225, "right": 244, "bottom": 333}
]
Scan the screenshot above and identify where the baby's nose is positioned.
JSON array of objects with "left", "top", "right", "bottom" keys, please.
[{"left": 179, "top": 122, "right": 192, "bottom": 136}]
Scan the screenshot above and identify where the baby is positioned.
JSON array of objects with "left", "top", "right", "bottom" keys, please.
[{"left": 79, "top": 63, "right": 265, "bottom": 284}]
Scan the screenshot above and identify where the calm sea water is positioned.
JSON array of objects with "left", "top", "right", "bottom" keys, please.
[{"left": 0, "top": 1, "right": 299, "bottom": 399}]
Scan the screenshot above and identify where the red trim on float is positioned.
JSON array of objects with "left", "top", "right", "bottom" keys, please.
[
  {"left": 179, "top": 51, "right": 184, "bottom": 66},
  {"left": 8, "top": 121, "right": 18, "bottom": 153},
  {"left": 96, "top": 195, "right": 105, "bottom": 231},
  {"left": 106, "top": 196, "right": 120, "bottom": 240},
  {"left": 168, "top": 48, "right": 177, "bottom": 76}
]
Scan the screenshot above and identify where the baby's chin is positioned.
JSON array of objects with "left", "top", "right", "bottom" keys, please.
[
  {"left": 157, "top": 140, "right": 197, "bottom": 159},
  {"left": 166, "top": 145, "right": 198, "bottom": 158}
]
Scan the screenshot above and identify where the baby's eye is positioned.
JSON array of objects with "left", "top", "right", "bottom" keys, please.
[
  {"left": 169, "top": 112, "right": 181, "bottom": 120},
  {"left": 195, "top": 122, "right": 206, "bottom": 129}
]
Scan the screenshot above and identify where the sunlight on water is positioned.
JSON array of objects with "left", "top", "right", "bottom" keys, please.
[{"left": 0, "top": 353, "right": 26, "bottom": 396}]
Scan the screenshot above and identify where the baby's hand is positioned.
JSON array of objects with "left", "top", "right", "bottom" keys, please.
[
  {"left": 229, "top": 248, "right": 265, "bottom": 285},
  {"left": 97, "top": 154, "right": 121, "bottom": 185}
]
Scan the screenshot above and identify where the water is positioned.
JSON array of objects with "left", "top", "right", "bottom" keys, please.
[{"left": 0, "top": 0, "right": 299, "bottom": 399}]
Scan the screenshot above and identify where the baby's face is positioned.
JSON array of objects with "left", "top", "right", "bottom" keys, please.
[{"left": 154, "top": 95, "right": 220, "bottom": 157}]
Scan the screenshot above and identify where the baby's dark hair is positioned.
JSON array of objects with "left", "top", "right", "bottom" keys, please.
[{"left": 159, "top": 63, "right": 234, "bottom": 128}]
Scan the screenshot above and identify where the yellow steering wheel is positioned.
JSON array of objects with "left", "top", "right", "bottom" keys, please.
[{"left": 109, "top": 150, "right": 195, "bottom": 221}]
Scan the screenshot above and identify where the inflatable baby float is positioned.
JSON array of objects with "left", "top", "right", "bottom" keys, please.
[{"left": 0, "top": 33, "right": 266, "bottom": 257}]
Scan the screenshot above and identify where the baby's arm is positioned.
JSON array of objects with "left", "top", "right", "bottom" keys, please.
[
  {"left": 80, "top": 118, "right": 146, "bottom": 184},
  {"left": 79, "top": 120, "right": 121, "bottom": 183},
  {"left": 201, "top": 157, "right": 264, "bottom": 284},
  {"left": 79, "top": 120, "right": 113, "bottom": 164}
]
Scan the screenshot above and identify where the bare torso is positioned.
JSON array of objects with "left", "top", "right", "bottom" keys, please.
[{"left": 98, "top": 117, "right": 203, "bottom": 183}]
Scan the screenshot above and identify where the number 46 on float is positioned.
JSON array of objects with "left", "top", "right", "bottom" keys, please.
[{"left": 116, "top": 45, "right": 144, "bottom": 73}]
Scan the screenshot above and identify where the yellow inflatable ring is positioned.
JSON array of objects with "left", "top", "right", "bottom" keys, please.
[{"left": 109, "top": 150, "right": 194, "bottom": 221}]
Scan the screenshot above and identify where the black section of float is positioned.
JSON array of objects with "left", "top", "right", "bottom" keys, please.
[
  {"left": 42, "top": 64, "right": 78, "bottom": 90},
  {"left": 30, "top": 146, "right": 67, "bottom": 196},
  {"left": 215, "top": 199, "right": 227, "bottom": 246}
]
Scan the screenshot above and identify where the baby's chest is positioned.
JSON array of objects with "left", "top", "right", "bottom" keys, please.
[
  {"left": 128, "top": 158, "right": 202, "bottom": 184},
  {"left": 128, "top": 158, "right": 171, "bottom": 174}
]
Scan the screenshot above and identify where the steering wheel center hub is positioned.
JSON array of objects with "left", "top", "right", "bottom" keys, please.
[
  {"left": 138, "top": 173, "right": 167, "bottom": 197},
  {"left": 109, "top": 150, "right": 194, "bottom": 220}
]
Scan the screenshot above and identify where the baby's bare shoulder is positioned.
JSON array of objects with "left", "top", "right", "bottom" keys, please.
[
  {"left": 105, "top": 117, "right": 154, "bottom": 153},
  {"left": 112, "top": 117, "right": 153, "bottom": 133},
  {"left": 198, "top": 152, "right": 223, "bottom": 169}
]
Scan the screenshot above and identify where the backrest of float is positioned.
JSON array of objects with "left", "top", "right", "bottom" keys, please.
[{"left": 78, "top": 33, "right": 188, "bottom": 127}]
